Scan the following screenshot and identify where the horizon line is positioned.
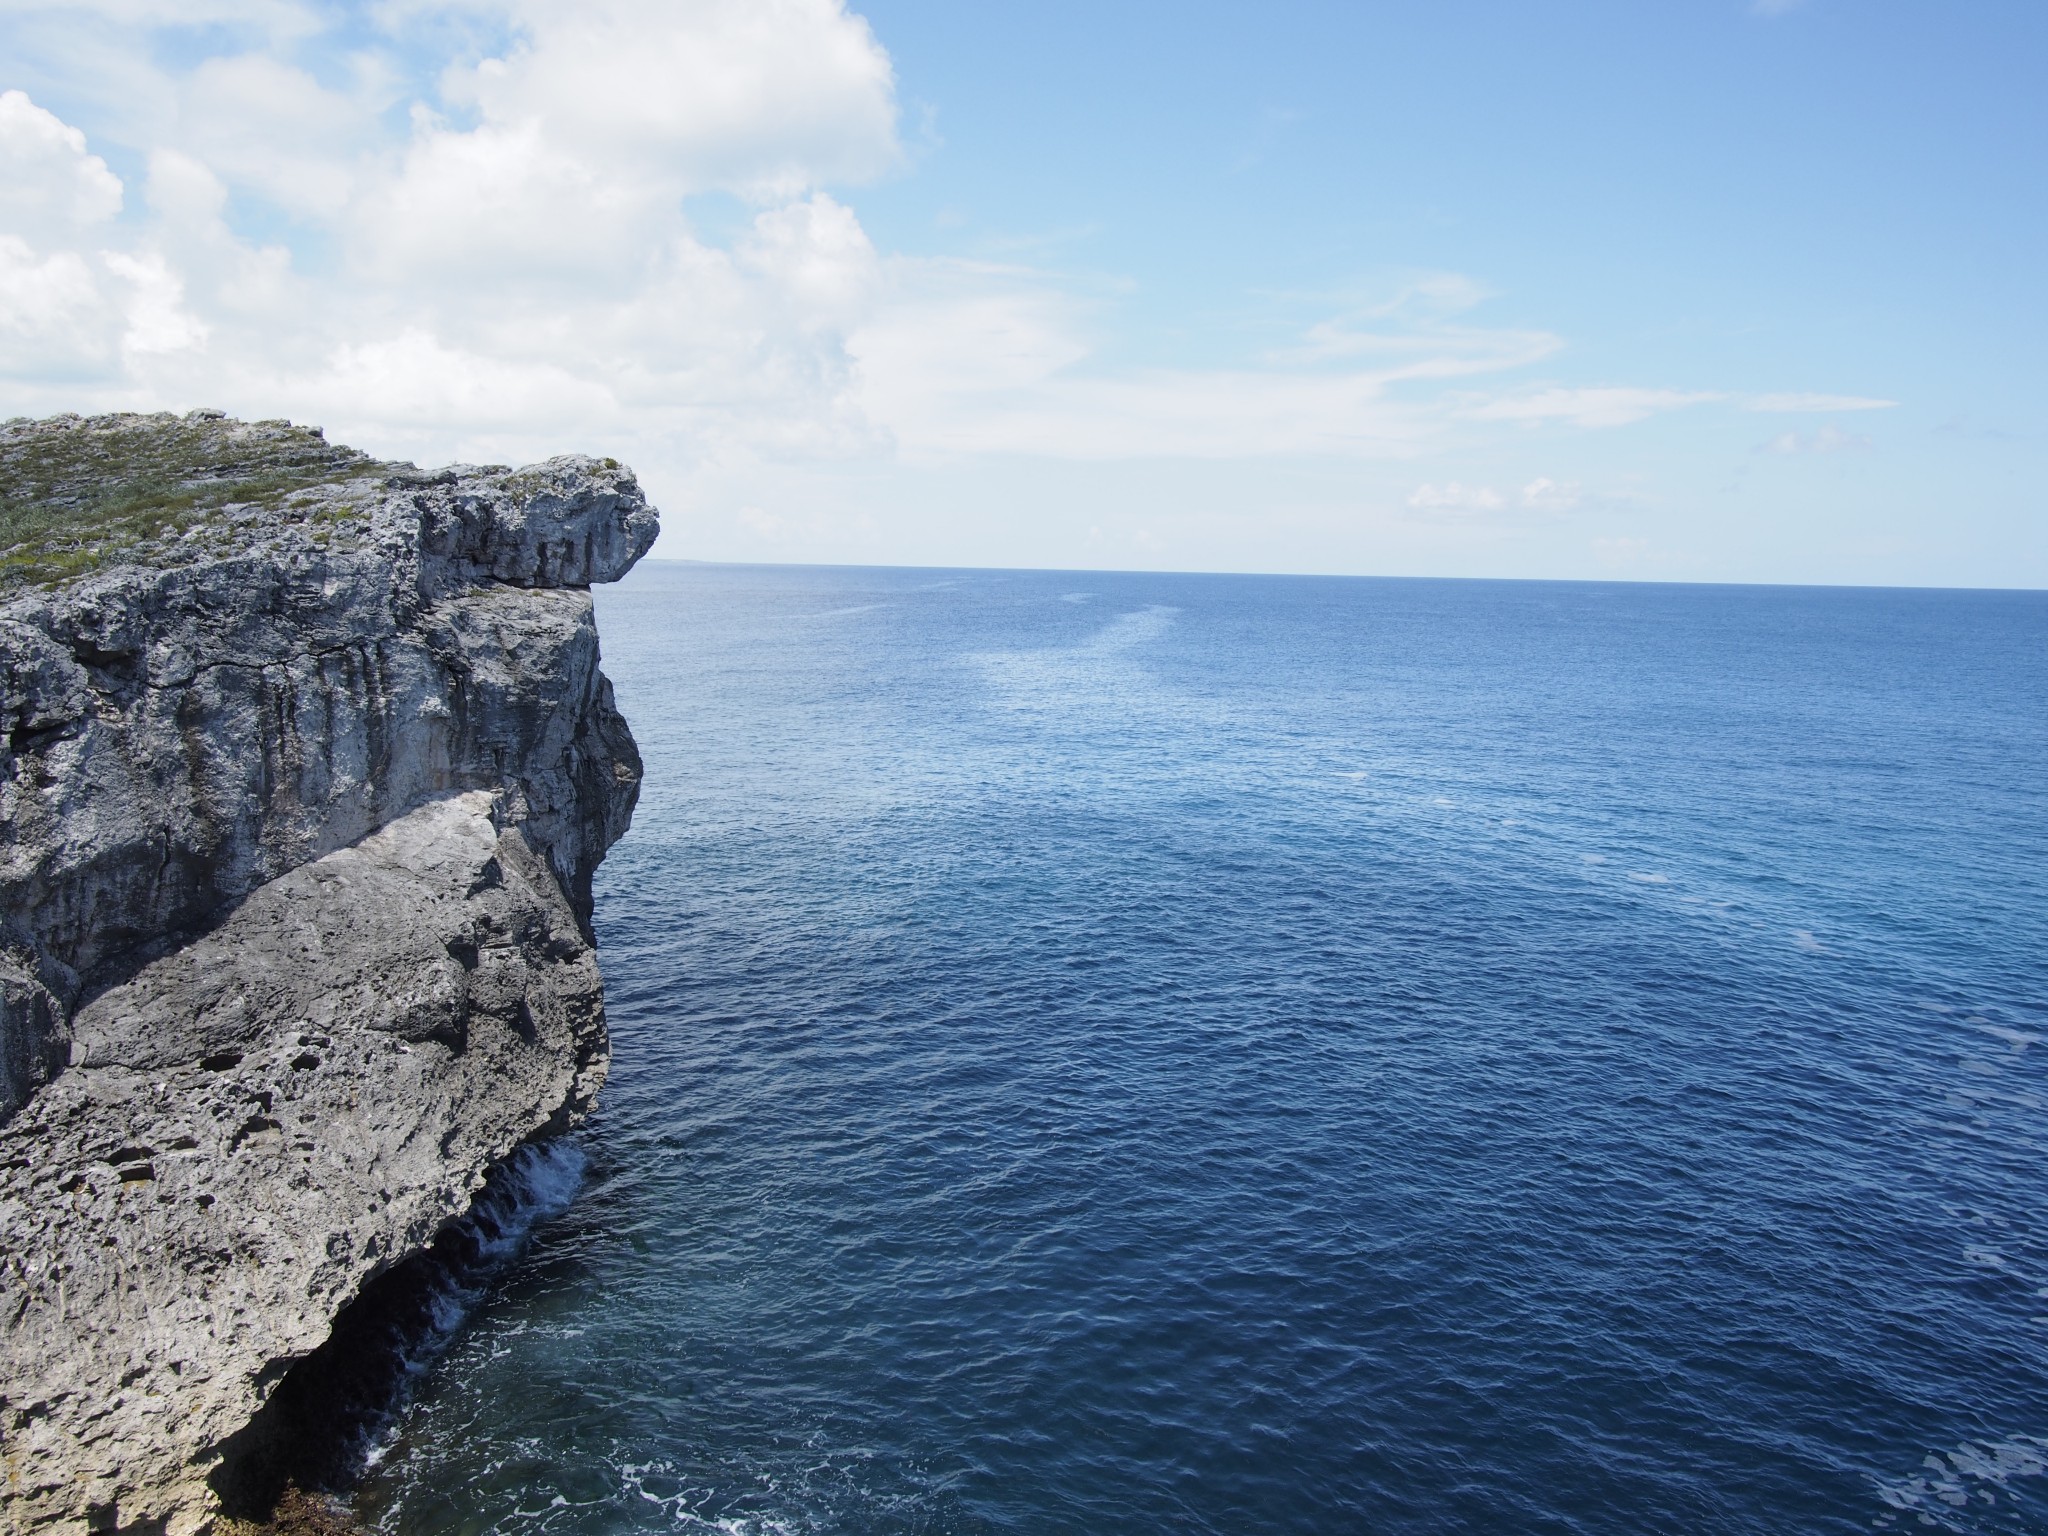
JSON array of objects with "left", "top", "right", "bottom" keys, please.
[{"left": 626, "top": 557, "right": 2048, "bottom": 599}]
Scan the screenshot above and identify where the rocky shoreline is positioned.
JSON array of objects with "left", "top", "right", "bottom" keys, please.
[{"left": 0, "top": 412, "right": 656, "bottom": 1533}]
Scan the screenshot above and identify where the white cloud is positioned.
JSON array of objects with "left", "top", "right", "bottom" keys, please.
[
  {"left": 740, "top": 195, "right": 881, "bottom": 331},
  {"left": 356, "top": 118, "right": 650, "bottom": 288},
  {"left": 848, "top": 261, "right": 1596, "bottom": 463},
  {"left": 174, "top": 54, "right": 378, "bottom": 219},
  {"left": 145, "top": 149, "right": 229, "bottom": 226},
  {"left": 0, "top": 0, "right": 317, "bottom": 25},
  {"left": 0, "top": 236, "right": 121, "bottom": 379},
  {"left": 448, "top": 0, "right": 899, "bottom": 199},
  {"left": 1408, "top": 482, "right": 1505, "bottom": 512},
  {"left": 303, "top": 330, "right": 616, "bottom": 434},
  {"left": 0, "top": 89, "right": 123, "bottom": 237},
  {"left": 0, "top": 5, "right": 1845, "bottom": 572},
  {"left": 343, "top": 1, "right": 896, "bottom": 291},
  {"left": 1520, "top": 476, "right": 1581, "bottom": 510},
  {"left": 1404, "top": 476, "right": 1585, "bottom": 516},
  {"left": 0, "top": 94, "right": 195, "bottom": 384},
  {"left": 1464, "top": 387, "right": 1720, "bottom": 429},
  {"left": 855, "top": 296, "right": 1454, "bottom": 463},
  {"left": 1764, "top": 425, "right": 1869, "bottom": 455},
  {"left": 1270, "top": 273, "right": 1555, "bottom": 372},
  {"left": 103, "top": 250, "right": 208, "bottom": 357},
  {"left": 1748, "top": 392, "right": 1897, "bottom": 413},
  {"left": 0, "top": 2, "right": 907, "bottom": 460}
]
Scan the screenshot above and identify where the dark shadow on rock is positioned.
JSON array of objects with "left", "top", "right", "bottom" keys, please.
[{"left": 209, "top": 1138, "right": 588, "bottom": 1520}]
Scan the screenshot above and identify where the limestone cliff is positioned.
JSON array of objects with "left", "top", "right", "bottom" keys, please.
[{"left": 0, "top": 411, "right": 657, "bottom": 1533}]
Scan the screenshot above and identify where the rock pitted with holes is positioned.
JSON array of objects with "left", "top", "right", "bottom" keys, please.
[{"left": 0, "top": 412, "right": 657, "bottom": 1534}]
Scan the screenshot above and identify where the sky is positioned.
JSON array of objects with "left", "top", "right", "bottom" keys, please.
[{"left": 0, "top": 0, "right": 2041, "bottom": 586}]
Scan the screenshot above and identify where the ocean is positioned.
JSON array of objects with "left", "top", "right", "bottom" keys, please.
[{"left": 353, "top": 564, "right": 2048, "bottom": 1534}]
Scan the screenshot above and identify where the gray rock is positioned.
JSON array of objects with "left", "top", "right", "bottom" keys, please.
[{"left": 0, "top": 414, "right": 656, "bottom": 1532}]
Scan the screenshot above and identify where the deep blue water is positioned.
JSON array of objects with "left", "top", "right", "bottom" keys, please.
[{"left": 359, "top": 566, "right": 2048, "bottom": 1534}]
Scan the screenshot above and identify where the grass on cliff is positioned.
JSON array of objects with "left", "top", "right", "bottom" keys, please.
[{"left": 0, "top": 413, "right": 388, "bottom": 592}]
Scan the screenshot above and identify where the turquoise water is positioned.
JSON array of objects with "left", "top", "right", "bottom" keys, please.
[{"left": 358, "top": 566, "right": 2048, "bottom": 1534}]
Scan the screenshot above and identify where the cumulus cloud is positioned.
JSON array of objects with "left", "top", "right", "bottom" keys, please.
[
  {"left": 0, "top": 237, "right": 120, "bottom": 380},
  {"left": 447, "top": 0, "right": 899, "bottom": 197},
  {"left": 0, "top": 1, "right": 1903, "bottom": 560},
  {"left": 0, "top": 90, "right": 122, "bottom": 237},
  {"left": 0, "top": 2, "right": 905, "bottom": 466},
  {"left": 0, "top": 90, "right": 214, "bottom": 382},
  {"left": 173, "top": 55, "right": 377, "bottom": 220}
]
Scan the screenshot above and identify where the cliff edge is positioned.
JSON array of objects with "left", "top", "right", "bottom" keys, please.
[{"left": 0, "top": 411, "right": 658, "bottom": 1533}]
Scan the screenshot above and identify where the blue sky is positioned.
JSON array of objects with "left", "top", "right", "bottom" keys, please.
[{"left": 0, "top": 0, "right": 2040, "bottom": 585}]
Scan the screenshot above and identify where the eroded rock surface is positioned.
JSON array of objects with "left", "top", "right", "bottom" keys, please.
[{"left": 0, "top": 412, "right": 656, "bottom": 1533}]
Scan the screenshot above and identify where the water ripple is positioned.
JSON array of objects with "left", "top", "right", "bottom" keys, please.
[{"left": 358, "top": 570, "right": 2048, "bottom": 1535}]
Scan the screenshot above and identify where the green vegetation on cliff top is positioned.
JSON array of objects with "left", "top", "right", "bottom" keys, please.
[{"left": 0, "top": 411, "right": 393, "bottom": 593}]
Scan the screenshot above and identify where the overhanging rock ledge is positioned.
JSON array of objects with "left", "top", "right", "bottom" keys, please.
[{"left": 0, "top": 411, "right": 658, "bottom": 1533}]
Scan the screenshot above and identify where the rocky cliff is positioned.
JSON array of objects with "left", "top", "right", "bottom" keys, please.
[{"left": 0, "top": 411, "right": 657, "bottom": 1533}]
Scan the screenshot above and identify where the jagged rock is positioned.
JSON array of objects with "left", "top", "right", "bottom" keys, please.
[{"left": 0, "top": 413, "right": 656, "bottom": 1533}]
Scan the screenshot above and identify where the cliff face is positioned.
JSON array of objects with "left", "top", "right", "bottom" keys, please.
[{"left": 0, "top": 412, "right": 657, "bottom": 1533}]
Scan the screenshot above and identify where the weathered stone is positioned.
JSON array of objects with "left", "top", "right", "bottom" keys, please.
[{"left": 0, "top": 414, "right": 655, "bottom": 1533}]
